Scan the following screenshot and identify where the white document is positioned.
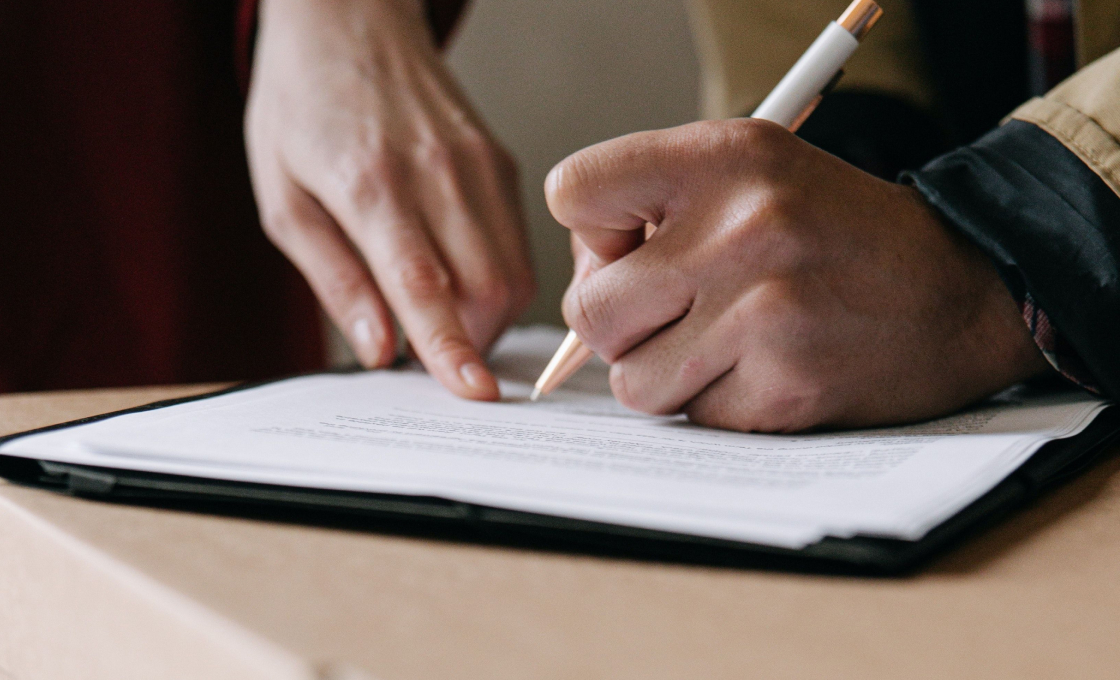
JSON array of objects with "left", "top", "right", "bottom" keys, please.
[{"left": 0, "top": 327, "right": 1108, "bottom": 549}]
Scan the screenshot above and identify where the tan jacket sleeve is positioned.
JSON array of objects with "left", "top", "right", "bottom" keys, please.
[{"left": 1009, "top": 48, "right": 1120, "bottom": 198}]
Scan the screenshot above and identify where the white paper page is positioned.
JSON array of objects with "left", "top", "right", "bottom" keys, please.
[{"left": 0, "top": 327, "right": 1108, "bottom": 548}]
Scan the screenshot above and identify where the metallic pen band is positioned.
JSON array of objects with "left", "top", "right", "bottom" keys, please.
[{"left": 838, "top": 0, "right": 883, "bottom": 41}]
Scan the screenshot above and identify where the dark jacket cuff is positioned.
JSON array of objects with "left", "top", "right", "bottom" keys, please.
[{"left": 902, "top": 119, "right": 1120, "bottom": 397}]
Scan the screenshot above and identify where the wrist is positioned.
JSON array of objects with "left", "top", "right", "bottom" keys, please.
[{"left": 908, "top": 186, "right": 1053, "bottom": 391}]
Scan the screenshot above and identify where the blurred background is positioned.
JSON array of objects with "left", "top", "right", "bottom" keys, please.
[
  {"left": 448, "top": 0, "right": 700, "bottom": 325},
  {"left": 329, "top": 0, "right": 700, "bottom": 364}
]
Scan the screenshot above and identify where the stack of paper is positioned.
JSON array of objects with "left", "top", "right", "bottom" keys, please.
[{"left": 0, "top": 327, "right": 1108, "bottom": 549}]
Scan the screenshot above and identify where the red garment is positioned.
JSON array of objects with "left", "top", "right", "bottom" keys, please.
[
  {"left": 0, "top": 0, "right": 469, "bottom": 394},
  {"left": 0, "top": 1, "right": 324, "bottom": 392},
  {"left": 0, "top": 1, "right": 327, "bottom": 394}
]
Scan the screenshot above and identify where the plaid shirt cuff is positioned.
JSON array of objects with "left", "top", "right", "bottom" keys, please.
[{"left": 1019, "top": 292, "right": 1101, "bottom": 393}]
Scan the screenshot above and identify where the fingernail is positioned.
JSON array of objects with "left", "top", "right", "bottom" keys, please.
[
  {"left": 352, "top": 318, "right": 386, "bottom": 365},
  {"left": 545, "top": 165, "right": 562, "bottom": 196},
  {"left": 459, "top": 362, "right": 490, "bottom": 390},
  {"left": 352, "top": 318, "right": 372, "bottom": 347}
]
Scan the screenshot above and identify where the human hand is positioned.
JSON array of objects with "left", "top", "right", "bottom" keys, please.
[
  {"left": 245, "top": 0, "right": 534, "bottom": 400},
  {"left": 547, "top": 120, "right": 1050, "bottom": 432}
]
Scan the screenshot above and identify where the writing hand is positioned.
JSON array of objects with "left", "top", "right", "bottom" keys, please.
[{"left": 547, "top": 120, "right": 1049, "bottom": 431}]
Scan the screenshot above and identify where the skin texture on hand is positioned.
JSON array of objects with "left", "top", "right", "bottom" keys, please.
[
  {"left": 547, "top": 119, "right": 1051, "bottom": 432},
  {"left": 245, "top": 0, "right": 534, "bottom": 401}
]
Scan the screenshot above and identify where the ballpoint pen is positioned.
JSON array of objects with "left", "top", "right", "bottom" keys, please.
[{"left": 531, "top": 0, "right": 883, "bottom": 402}]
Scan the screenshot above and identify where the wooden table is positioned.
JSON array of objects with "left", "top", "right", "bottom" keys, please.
[{"left": 2, "top": 386, "right": 1119, "bottom": 680}]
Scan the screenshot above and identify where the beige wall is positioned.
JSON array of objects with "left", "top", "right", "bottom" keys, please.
[{"left": 446, "top": 0, "right": 700, "bottom": 326}]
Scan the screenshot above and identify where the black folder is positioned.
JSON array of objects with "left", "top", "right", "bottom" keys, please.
[{"left": 2, "top": 381, "right": 1118, "bottom": 575}]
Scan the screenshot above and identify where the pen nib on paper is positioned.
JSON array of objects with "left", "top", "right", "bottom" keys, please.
[{"left": 529, "top": 387, "right": 542, "bottom": 402}]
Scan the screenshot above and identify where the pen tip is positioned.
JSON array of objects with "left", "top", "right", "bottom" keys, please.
[{"left": 530, "top": 388, "right": 542, "bottom": 402}]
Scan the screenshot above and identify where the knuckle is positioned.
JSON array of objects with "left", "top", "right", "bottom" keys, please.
[
  {"left": 718, "top": 195, "right": 809, "bottom": 273},
  {"left": 752, "top": 182, "right": 799, "bottom": 227},
  {"left": 430, "top": 332, "right": 468, "bottom": 356},
  {"left": 455, "top": 126, "right": 492, "bottom": 159},
  {"left": 684, "top": 390, "right": 742, "bottom": 431},
  {"left": 413, "top": 138, "right": 456, "bottom": 176},
  {"left": 610, "top": 362, "right": 672, "bottom": 416},
  {"left": 682, "top": 117, "right": 782, "bottom": 153},
  {"left": 424, "top": 331, "right": 475, "bottom": 362},
  {"left": 395, "top": 255, "right": 451, "bottom": 300},
  {"left": 712, "top": 118, "right": 793, "bottom": 180},
  {"left": 469, "top": 272, "right": 512, "bottom": 311},
  {"left": 685, "top": 380, "right": 827, "bottom": 433},
  {"left": 333, "top": 143, "right": 406, "bottom": 207},
  {"left": 752, "top": 383, "right": 829, "bottom": 433},
  {"left": 320, "top": 267, "right": 370, "bottom": 308},
  {"left": 725, "top": 116, "right": 788, "bottom": 152},
  {"left": 741, "top": 280, "right": 810, "bottom": 337},
  {"left": 751, "top": 181, "right": 798, "bottom": 224},
  {"left": 464, "top": 133, "right": 519, "bottom": 183},
  {"left": 258, "top": 193, "right": 311, "bottom": 247},
  {"left": 608, "top": 364, "right": 642, "bottom": 412},
  {"left": 258, "top": 204, "right": 294, "bottom": 245},
  {"left": 714, "top": 217, "right": 758, "bottom": 257}
]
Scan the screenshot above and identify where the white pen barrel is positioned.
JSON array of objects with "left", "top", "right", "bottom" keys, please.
[{"left": 750, "top": 21, "right": 859, "bottom": 128}]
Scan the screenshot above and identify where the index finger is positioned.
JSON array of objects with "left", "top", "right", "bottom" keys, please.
[
  {"left": 364, "top": 209, "right": 501, "bottom": 401},
  {"left": 307, "top": 166, "right": 502, "bottom": 401}
]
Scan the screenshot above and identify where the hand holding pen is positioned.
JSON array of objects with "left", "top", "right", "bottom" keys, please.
[{"left": 531, "top": 0, "right": 884, "bottom": 401}]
